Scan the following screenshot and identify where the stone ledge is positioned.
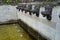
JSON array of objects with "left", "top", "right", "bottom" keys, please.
[
  {"left": 0, "top": 20, "right": 18, "bottom": 25},
  {"left": 18, "top": 19, "right": 49, "bottom": 40}
]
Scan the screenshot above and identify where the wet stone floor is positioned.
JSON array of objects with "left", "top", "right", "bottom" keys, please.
[{"left": 0, "top": 24, "right": 33, "bottom": 40}]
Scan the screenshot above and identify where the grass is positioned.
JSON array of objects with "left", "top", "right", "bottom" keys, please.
[{"left": 0, "top": 24, "right": 32, "bottom": 40}]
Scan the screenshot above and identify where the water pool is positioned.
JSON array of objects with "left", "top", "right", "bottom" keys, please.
[{"left": 0, "top": 24, "right": 33, "bottom": 40}]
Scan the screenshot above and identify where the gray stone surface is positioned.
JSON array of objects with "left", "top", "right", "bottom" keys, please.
[
  {"left": 18, "top": 10, "right": 56, "bottom": 40},
  {"left": 0, "top": 5, "right": 18, "bottom": 22},
  {"left": 18, "top": 6, "right": 60, "bottom": 40},
  {"left": 55, "top": 6, "right": 60, "bottom": 40}
]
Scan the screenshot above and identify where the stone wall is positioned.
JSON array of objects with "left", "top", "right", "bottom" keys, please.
[{"left": 18, "top": 19, "right": 49, "bottom": 40}]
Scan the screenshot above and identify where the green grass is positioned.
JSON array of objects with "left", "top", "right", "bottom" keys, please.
[{"left": 0, "top": 24, "right": 32, "bottom": 40}]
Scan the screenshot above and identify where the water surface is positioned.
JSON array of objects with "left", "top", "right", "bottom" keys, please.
[{"left": 0, "top": 24, "right": 33, "bottom": 40}]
